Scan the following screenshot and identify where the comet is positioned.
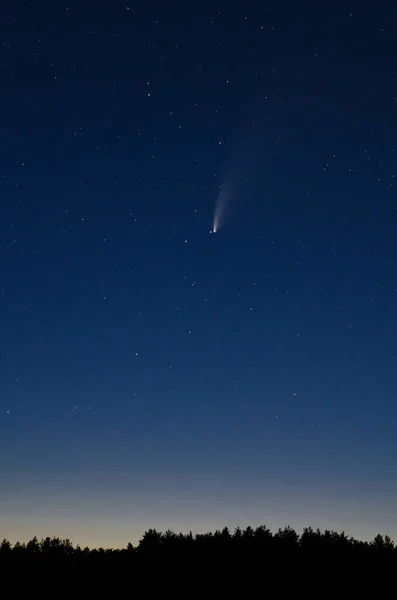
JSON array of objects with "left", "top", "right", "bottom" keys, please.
[
  {"left": 212, "top": 186, "right": 230, "bottom": 234},
  {"left": 211, "top": 94, "right": 269, "bottom": 233},
  {"left": 212, "top": 197, "right": 221, "bottom": 233}
]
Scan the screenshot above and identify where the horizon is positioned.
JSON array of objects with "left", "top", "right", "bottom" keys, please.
[{"left": 2, "top": 519, "right": 395, "bottom": 550}]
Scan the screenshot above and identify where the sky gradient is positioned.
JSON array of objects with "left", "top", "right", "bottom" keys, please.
[{"left": 1, "top": 0, "right": 397, "bottom": 547}]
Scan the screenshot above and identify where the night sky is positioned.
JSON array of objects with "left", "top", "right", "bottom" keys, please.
[{"left": 2, "top": 0, "right": 397, "bottom": 548}]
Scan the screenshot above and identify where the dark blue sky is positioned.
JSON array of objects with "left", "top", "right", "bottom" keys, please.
[{"left": 1, "top": 0, "right": 397, "bottom": 547}]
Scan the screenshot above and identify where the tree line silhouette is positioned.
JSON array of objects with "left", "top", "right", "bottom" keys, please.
[{"left": 1, "top": 525, "right": 395, "bottom": 566}]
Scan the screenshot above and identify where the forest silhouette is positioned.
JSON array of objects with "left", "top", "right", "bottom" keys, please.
[{"left": 1, "top": 524, "right": 395, "bottom": 569}]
